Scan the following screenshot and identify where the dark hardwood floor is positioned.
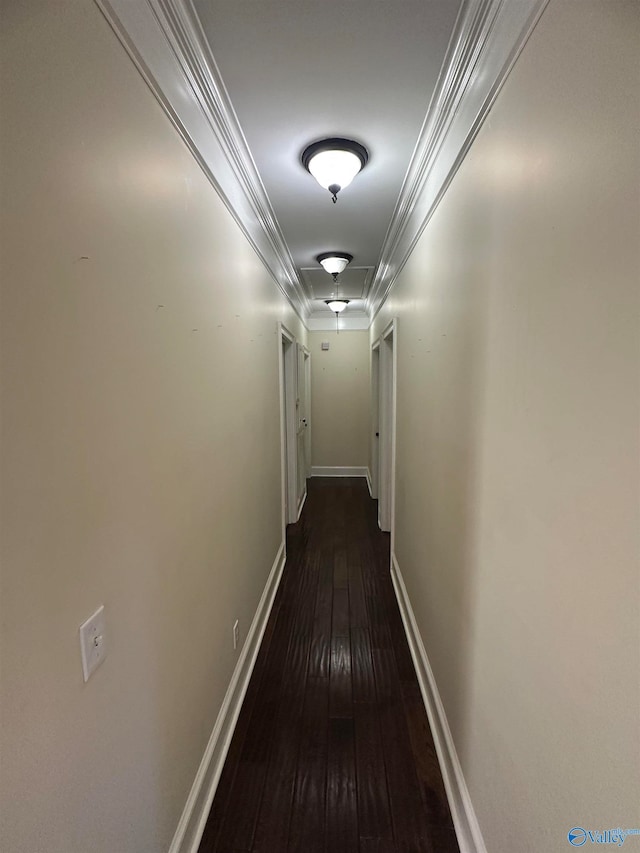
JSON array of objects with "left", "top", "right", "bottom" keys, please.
[{"left": 198, "top": 478, "right": 459, "bottom": 853}]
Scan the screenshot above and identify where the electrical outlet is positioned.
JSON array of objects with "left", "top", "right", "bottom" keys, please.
[
  {"left": 233, "top": 619, "right": 239, "bottom": 650},
  {"left": 79, "top": 605, "right": 107, "bottom": 682}
]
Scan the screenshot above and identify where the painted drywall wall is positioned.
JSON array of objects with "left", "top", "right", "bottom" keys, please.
[
  {"left": 371, "top": 1, "right": 640, "bottom": 851},
  {"left": 0, "top": 3, "right": 305, "bottom": 852},
  {"left": 309, "top": 331, "right": 370, "bottom": 469}
]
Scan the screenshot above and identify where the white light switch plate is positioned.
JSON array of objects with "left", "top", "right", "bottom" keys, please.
[{"left": 79, "top": 605, "right": 107, "bottom": 682}]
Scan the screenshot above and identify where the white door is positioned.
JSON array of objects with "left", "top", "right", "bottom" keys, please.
[
  {"left": 279, "top": 324, "right": 298, "bottom": 527},
  {"left": 304, "top": 348, "right": 312, "bottom": 479},
  {"left": 295, "top": 344, "right": 310, "bottom": 517},
  {"left": 371, "top": 343, "right": 380, "bottom": 500},
  {"left": 378, "top": 320, "right": 396, "bottom": 535}
]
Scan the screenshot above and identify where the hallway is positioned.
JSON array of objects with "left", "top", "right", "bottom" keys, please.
[
  {"left": 2, "top": 3, "right": 638, "bottom": 851},
  {"left": 198, "top": 478, "right": 458, "bottom": 853}
]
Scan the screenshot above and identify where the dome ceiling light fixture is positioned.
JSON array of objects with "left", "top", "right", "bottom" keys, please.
[
  {"left": 317, "top": 251, "right": 353, "bottom": 281},
  {"left": 302, "top": 138, "right": 369, "bottom": 203},
  {"left": 317, "top": 252, "right": 352, "bottom": 332}
]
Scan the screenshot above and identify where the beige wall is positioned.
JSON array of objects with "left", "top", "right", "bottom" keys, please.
[
  {"left": 309, "top": 330, "right": 370, "bottom": 469},
  {"left": 0, "top": 3, "right": 305, "bottom": 852},
  {"left": 372, "top": 1, "right": 639, "bottom": 850}
]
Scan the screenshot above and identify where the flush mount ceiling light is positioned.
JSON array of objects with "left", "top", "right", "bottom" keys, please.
[
  {"left": 317, "top": 252, "right": 352, "bottom": 331},
  {"left": 316, "top": 251, "right": 353, "bottom": 281},
  {"left": 302, "top": 138, "right": 368, "bottom": 203},
  {"left": 325, "top": 290, "right": 350, "bottom": 332}
]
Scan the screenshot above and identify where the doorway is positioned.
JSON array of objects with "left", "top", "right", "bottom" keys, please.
[
  {"left": 370, "top": 342, "right": 380, "bottom": 500},
  {"left": 296, "top": 343, "right": 311, "bottom": 516},
  {"left": 278, "top": 324, "right": 310, "bottom": 530},
  {"left": 375, "top": 319, "right": 397, "bottom": 539}
]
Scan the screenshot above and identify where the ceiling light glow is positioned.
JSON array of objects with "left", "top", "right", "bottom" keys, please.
[{"left": 302, "top": 138, "right": 368, "bottom": 203}]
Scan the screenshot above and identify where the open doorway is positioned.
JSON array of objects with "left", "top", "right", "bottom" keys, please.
[
  {"left": 278, "top": 324, "right": 310, "bottom": 530},
  {"left": 375, "top": 320, "right": 397, "bottom": 539},
  {"left": 370, "top": 341, "right": 380, "bottom": 500},
  {"left": 296, "top": 343, "right": 311, "bottom": 516}
]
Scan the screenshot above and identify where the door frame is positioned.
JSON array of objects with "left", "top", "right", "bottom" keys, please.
[
  {"left": 370, "top": 341, "right": 380, "bottom": 500},
  {"left": 278, "top": 322, "right": 298, "bottom": 531},
  {"left": 295, "top": 342, "right": 311, "bottom": 520},
  {"left": 304, "top": 346, "right": 312, "bottom": 480},
  {"left": 376, "top": 319, "right": 397, "bottom": 550}
]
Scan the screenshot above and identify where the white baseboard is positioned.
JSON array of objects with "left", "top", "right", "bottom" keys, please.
[
  {"left": 168, "top": 541, "right": 287, "bottom": 853},
  {"left": 390, "top": 553, "right": 487, "bottom": 853},
  {"left": 365, "top": 468, "right": 373, "bottom": 497},
  {"left": 311, "top": 466, "right": 369, "bottom": 478}
]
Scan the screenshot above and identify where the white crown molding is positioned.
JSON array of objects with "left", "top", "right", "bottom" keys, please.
[
  {"left": 95, "top": 0, "right": 312, "bottom": 320},
  {"left": 96, "top": 0, "right": 548, "bottom": 329},
  {"left": 366, "top": 0, "right": 549, "bottom": 320}
]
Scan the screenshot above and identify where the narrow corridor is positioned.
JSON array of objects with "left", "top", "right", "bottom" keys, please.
[{"left": 198, "top": 478, "right": 459, "bottom": 853}]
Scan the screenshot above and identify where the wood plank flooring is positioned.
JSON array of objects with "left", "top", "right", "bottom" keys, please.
[{"left": 198, "top": 477, "right": 459, "bottom": 853}]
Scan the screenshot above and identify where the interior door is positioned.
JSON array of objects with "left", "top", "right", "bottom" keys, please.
[
  {"left": 304, "top": 348, "right": 311, "bottom": 480},
  {"left": 295, "top": 344, "right": 310, "bottom": 515},
  {"left": 280, "top": 325, "right": 299, "bottom": 527},
  {"left": 378, "top": 321, "right": 396, "bottom": 534},
  {"left": 371, "top": 343, "right": 380, "bottom": 501}
]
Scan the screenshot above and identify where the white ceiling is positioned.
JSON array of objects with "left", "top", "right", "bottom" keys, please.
[
  {"left": 98, "top": 0, "right": 548, "bottom": 330},
  {"left": 192, "top": 0, "right": 462, "bottom": 310}
]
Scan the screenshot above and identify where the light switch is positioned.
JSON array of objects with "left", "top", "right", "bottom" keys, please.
[{"left": 79, "top": 605, "right": 107, "bottom": 682}]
